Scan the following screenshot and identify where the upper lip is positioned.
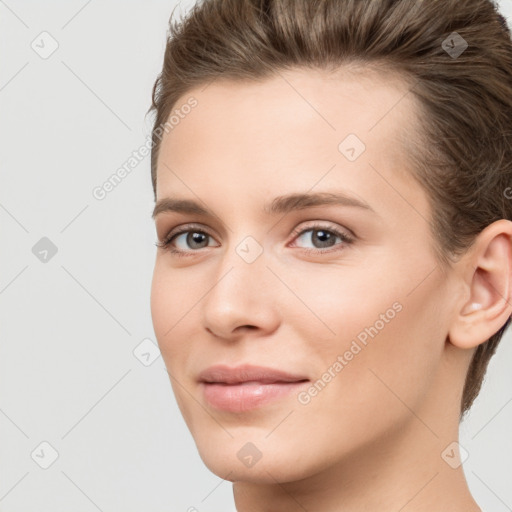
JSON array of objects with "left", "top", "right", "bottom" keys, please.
[{"left": 198, "top": 364, "right": 309, "bottom": 384}]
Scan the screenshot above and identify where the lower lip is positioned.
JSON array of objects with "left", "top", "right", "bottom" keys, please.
[{"left": 201, "top": 381, "right": 309, "bottom": 412}]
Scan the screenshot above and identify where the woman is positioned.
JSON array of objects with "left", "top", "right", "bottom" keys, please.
[{"left": 147, "top": 0, "right": 512, "bottom": 510}]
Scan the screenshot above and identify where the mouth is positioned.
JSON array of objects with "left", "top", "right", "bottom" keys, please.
[
  {"left": 198, "top": 364, "right": 310, "bottom": 412},
  {"left": 200, "top": 380, "right": 310, "bottom": 412}
]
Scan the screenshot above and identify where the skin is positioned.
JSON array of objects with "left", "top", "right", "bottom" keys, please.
[{"left": 150, "top": 66, "right": 512, "bottom": 512}]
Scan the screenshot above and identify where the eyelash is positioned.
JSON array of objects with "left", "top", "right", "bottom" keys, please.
[{"left": 155, "top": 222, "right": 354, "bottom": 258}]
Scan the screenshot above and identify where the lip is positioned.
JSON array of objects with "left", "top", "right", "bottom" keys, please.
[
  {"left": 198, "top": 364, "right": 310, "bottom": 412},
  {"left": 198, "top": 363, "right": 309, "bottom": 385}
]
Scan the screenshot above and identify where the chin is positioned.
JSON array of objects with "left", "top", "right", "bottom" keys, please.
[{"left": 191, "top": 430, "right": 326, "bottom": 484}]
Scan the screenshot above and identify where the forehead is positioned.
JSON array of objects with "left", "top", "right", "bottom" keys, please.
[{"left": 155, "top": 66, "right": 426, "bottom": 217}]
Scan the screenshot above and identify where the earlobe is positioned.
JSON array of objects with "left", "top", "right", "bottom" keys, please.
[{"left": 448, "top": 219, "right": 512, "bottom": 350}]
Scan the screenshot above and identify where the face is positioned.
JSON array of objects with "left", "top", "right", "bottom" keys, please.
[{"left": 150, "top": 67, "right": 458, "bottom": 483}]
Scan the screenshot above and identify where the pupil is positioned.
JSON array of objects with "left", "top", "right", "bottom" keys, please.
[
  {"left": 314, "top": 229, "right": 334, "bottom": 248},
  {"left": 189, "top": 232, "right": 207, "bottom": 248}
]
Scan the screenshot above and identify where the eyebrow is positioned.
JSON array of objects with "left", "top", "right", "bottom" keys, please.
[{"left": 152, "top": 191, "right": 376, "bottom": 219}]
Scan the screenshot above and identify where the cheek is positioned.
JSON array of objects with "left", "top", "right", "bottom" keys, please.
[
  {"left": 150, "top": 265, "right": 202, "bottom": 428},
  {"left": 150, "top": 264, "right": 193, "bottom": 362},
  {"left": 296, "top": 259, "right": 445, "bottom": 439},
  {"left": 150, "top": 266, "right": 171, "bottom": 344}
]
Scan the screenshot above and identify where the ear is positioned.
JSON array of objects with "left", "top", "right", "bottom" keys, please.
[{"left": 449, "top": 219, "right": 512, "bottom": 350}]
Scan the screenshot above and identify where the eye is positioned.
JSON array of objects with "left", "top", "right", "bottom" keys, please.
[
  {"left": 288, "top": 222, "right": 354, "bottom": 254},
  {"left": 155, "top": 224, "right": 218, "bottom": 258},
  {"left": 155, "top": 221, "right": 354, "bottom": 257}
]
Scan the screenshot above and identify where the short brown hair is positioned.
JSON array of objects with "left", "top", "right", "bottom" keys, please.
[{"left": 147, "top": 0, "right": 512, "bottom": 418}]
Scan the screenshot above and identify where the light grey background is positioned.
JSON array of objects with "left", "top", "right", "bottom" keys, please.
[{"left": 1, "top": 1, "right": 511, "bottom": 511}]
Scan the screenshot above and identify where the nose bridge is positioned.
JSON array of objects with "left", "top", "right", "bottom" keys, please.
[
  {"left": 201, "top": 232, "right": 279, "bottom": 336},
  {"left": 207, "top": 233, "right": 269, "bottom": 307}
]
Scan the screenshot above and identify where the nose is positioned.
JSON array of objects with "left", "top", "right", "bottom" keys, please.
[{"left": 201, "top": 238, "right": 281, "bottom": 341}]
